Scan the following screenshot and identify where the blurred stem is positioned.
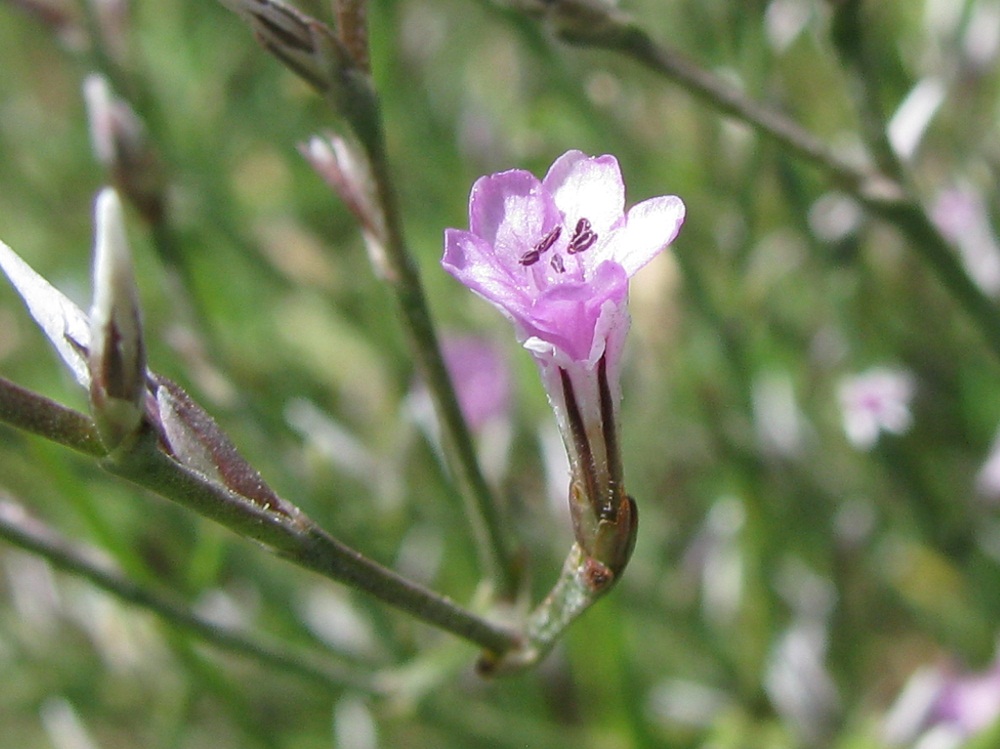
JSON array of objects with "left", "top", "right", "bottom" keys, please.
[
  {"left": 102, "top": 427, "right": 521, "bottom": 654},
  {"left": 566, "top": 13, "right": 862, "bottom": 186},
  {"left": 519, "top": 1, "right": 1000, "bottom": 364},
  {"left": 333, "top": 0, "right": 370, "bottom": 73},
  {"left": 337, "top": 53, "right": 522, "bottom": 601},
  {"left": 0, "top": 376, "right": 106, "bottom": 456},
  {"left": 861, "top": 196, "right": 1000, "bottom": 360},
  {"left": 0, "top": 496, "right": 376, "bottom": 694},
  {"left": 829, "top": 0, "right": 905, "bottom": 179}
]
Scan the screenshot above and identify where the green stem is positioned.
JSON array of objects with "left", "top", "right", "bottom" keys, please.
[
  {"left": 861, "top": 196, "right": 1000, "bottom": 360},
  {"left": 477, "top": 543, "right": 612, "bottom": 675},
  {"left": 0, "top": 496, "right": 374, "bottom": 693},
  {"left": 829, "top": 0, "right": 906, "bottom": 179},
  {"left": 0, "top": 376, "right": 106, "bottom": 456},
  {"left": 340, "top": 83, "right": 522, "bottom": 600},
  {"left": 578, "top": 20, "right": 864, "bottom": 188},
  {"left": 102, "top": 428, "right": 521, "bottom": 655}
]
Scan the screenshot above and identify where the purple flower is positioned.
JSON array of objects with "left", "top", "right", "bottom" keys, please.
[
  {"left": 443, "top": 150, "right": 684, "bottom": 368},
  {"left": 931, "top": 660, "right": 1000, "bottom": 737},
  {"left": 439, "top": 336, "right": 512, "bottom": 433},
  {"left": 442, "top": 150, "right": 684, "bottom": 578},
  {"left": 884, "top": 656, "right": 1000, "bottom": 748},
  {"left": 407, "top": 335, "right": 514, "bottom": 484}
]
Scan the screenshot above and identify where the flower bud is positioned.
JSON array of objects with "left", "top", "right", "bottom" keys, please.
[
  {"left": 83, "top": 75, "right": 165, "bottom": 225},
  {"left": 88, "top": 188, "right": 147, "bottom": 449}
]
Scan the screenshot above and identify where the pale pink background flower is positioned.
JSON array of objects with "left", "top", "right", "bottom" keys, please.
[
  {"left": 838, "top": 367, "right": 916, "bottom": 450},
  {"left": 884, "top": 655, "right": 1000, "bottom": 749}
]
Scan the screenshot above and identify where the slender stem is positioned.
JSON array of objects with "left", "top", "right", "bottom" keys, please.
[
  {"left": 0, "top": 376, "right": 106, "bottom": 456},
  {"left": 347, "top": 88, "right": 522, "bottom": 600},
  {"left": 829, "top": 0, "right": 905, "bottom": 179},
  {"left": 860, "top": 196, "right": 1000, "bottom": 360},
  {"left": 477, "top": 543, "right": 605, "bottom": 676},
  {"left": 333, "top": 0, "right": 370, "bottom": 73},
  {"left": 0, "top": 496, "right": 375, "bottom": 693},
  {"left": 584, "top": 21, "right": 865, "bottom": 189},
  {"left": 101, "top": 428, "right": 521, "bottom": 654}
]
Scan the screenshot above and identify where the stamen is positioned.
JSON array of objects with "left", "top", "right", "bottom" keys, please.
[
  {"left": 534, "top": 225, "right": 562, "bottom": 254},
  {"left": 550, "top": 253, "right": 565, "bottom": 273},
  {"left": 567, "top": 217, "right": 598, "bottom": 254},
  {"left": 519, "top": 249, "right": 541, "bottom": 266},
  {"left": 520, "top": 225, "right": 563, "bottom": 266}
]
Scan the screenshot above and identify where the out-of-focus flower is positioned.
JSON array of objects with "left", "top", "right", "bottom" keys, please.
[
  {"left": 977, "top": 425, "right": 1000, "bottom": 502},
  {"left": 299, "top": 134, "right": 387, "bottom": 275},
  {"left": 436, "top": 335, "right": 511, "bottom": 432},
  {"left": 764, "top": 0, "right": 812, "bottom": 53},
  {"left": 83, "top": 75, "right": 166, "bottom": 225},
  {"left": 838, "top": 367, "right": 916, "bottom": 450},
  {"left": 932, "top": 184, "right": 1000, "bottom": 298},
  {"left": 884, "top": 655, "right": 1000, "bottom": 749},
  {"left": 752, "top": 370, "right": 806, "bottom": 457},
  {"left": 406, "top": 335, "right": 513, "bottom": 484},
  {"left": 765, "top": 619, "right": 841, "bottom": 746},
  {"left": 888, "top": 77, "right": 946, "bottom": 161},
  {"left": 682, "top": 497, "right": 745, "bottom": 627},
  {"left": 443, "top": 149, "right": 684, "bottom": 578}
]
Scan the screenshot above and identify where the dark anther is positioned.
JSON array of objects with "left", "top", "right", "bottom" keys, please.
[
  {"left": 567, "top": 217, "right": 597, "bottom": 254},
  {"left": 519, "top": 249, "right": 541, "bottom": 266},
  {"left": 550, "top": 253, "right": 565, "bottom": 273},
  {"left": 534, "top": 225, "right": 562, "bottom": 254}
]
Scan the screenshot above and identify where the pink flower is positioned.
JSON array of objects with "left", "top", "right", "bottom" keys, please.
[
  {"left": 438, "top": 336, "right": 511, "bottom": 432},
  {"left": 443, "top": 150, "right": 684, "bottom": 368},
  {"left": 884, "top": 656, "right": 1000, "bottom": 748},
  {"left": 838, "top": 367, "right": 916, "bottom": 450},
  {"left": 442, "top": 150, "right": 684, "bottom": 578}
]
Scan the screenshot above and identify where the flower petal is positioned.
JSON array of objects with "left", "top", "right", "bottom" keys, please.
[
  {"left": 597, "top": 195, "right": 685, "bottom": 277},
  {"left": 469, "top": 169, "right": 558, "bottom": 268},
  {"left": 526, "top": 260, "right": 628, "bottom": 363},
  {"left": 543, "top": 151, "right": 625, "bottom": 235},
  {"left": 443, "top": 228, "right": 530, "bottom": 317}
]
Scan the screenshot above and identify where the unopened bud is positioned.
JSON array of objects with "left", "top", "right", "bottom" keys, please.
[
  {"left": 299, "top": 134, "right": 390, "bottom": 276},
  {"left": 152, "top": 375, "right": 298, "bottom": 519},
  {"left": 89, "top": 188, "right": 147, "bottom": 449},
  {"left": 83, "top": 74, "right": 165, "bottom": 224},
  {"left": 218, "top": 0, "right": 349, "bottom": 92}
]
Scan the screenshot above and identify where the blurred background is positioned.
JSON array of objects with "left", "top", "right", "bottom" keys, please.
[{"left": 2, "top": 0, "right": 1000, "bottom": 747}]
